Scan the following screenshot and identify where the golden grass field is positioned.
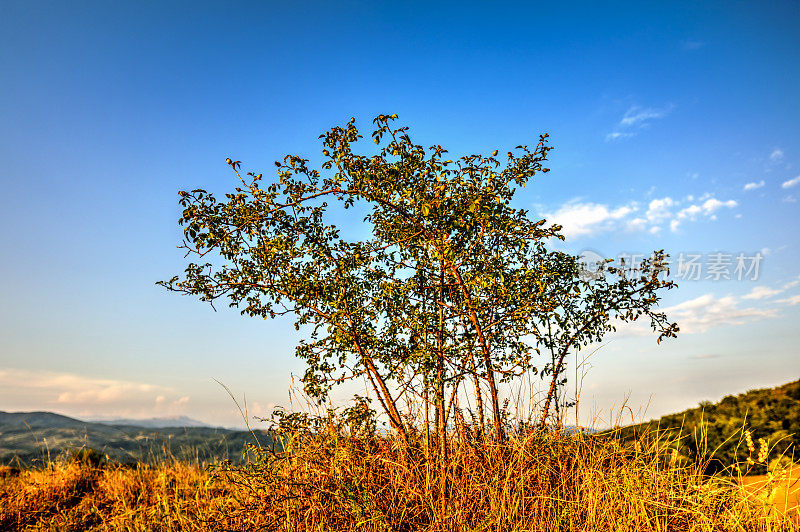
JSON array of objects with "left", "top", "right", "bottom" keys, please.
[{"left": 1, "top": 429, "right": 798, "bottom": 531}]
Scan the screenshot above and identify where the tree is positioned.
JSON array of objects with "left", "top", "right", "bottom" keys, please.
[{"left": 160, "top": 115, "right": 678, "bottom": 447}]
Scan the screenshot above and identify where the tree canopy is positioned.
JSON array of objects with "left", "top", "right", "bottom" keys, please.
[{"left": 160, "top": 115, "right": 678, "bottom": 444}]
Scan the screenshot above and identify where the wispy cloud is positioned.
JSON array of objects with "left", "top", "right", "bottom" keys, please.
[
  {"left": 619, "top": 106, "right": 671, "bottom": 127},
  {"left": 681, "top": 39, "right": 706, "bottom": 51},
  {"left": 770, "top": 148, "right": 784, "bottom": 162},
  {"left": 776, "top": 294, "right": 800, "bottom": 306},
  {"left": 741, "top": 275, "right": 799, "bottom": 301},
  {"left": 660, "top": 294, "right": 778, "bottom": 334},
  {"left": 742, "top": 286, "right": 783, "bottom": 300},
  {"left": 606, "top": 104, "right": 673, "bottom": 141},
  {"left": 605, "top": 131, "right": 633, "bottom": 141},
  {"left": 0, "top": 368, "right": 189, "bottom": 417},
  {"left": 617, "top": 272, "right": 799, "bottom": 336},
  {"left": 616, "top": 292, "right": 780, "bottom": 337},
  {"left": 783, "top": 276, "right": 800, "bottom": 290},
  {"left": 743, "top": 180, "right": 764, "bottom": 191},
  {"left": 782, "top": 176, "right": 800, "bottom": 189}
]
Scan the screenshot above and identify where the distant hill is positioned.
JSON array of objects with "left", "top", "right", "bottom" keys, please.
[
  {"left": 87, "top": 415, "right": 214, "bottom": 429},
  {"left": 0, "top": 411, "right": 99, "bottom": 430},
  {"left": 0, "top": 411, "right": 277, "bottom": 466},
  {"left": 616, "top": 380, "right": 799, "bottom": 473}
]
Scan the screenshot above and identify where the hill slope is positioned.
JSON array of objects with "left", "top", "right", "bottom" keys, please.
[{"left": 617, "top": 379, "right": 799, "bottom": 472}]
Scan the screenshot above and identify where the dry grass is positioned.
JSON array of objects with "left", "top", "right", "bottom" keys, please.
[
  {"left": 0, "top": 460, "right": 251, "bottom": 530},
  {"left": 1, "top": 429, "right": 797, "bottom": 531},
  {"left": 741, "top": 470, "right": 800, "bottom": 517}
]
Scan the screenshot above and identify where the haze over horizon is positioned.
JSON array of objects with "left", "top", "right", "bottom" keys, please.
[{"left": 1, "top": 1, "right": 798, "bottom": 429}]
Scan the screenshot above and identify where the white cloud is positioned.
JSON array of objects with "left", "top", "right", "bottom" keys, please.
[
  {"left": 661, "top": 294, "right": 778, "bottom": 333},
  {"left": 743, "top": 180, "right": 764, "bottom": 191},
  {"left": 542, "top": 193, "right": 739, "bottom": 238},
  {"left": 782, "top": 176, "right": 800, "bottom": 189},
  {"left": 606, "top": 104, "right": 672, "bottom": 141},
  {"left": 605, "top": 132, "right": 633, "bottom": 141},
  {"left": 742, "top": 286, "right": 782, "bottom": 300},
  {"left": 678, "top": 204, "right": 702, "bottom": 219},
  {"left": 776, "top": 294, "right": 800, "bottom": 306},
  {"left": 743, "top": 275, "right": 800, "bottom": 302},
  {"left": 701, "top": 198, "right": 738, "bottom": 213},
  {"left": 543, "top": 200, "right": 637, "bottom": 238},
  {"left": 645, "top": 197, "right": 675, "bottom": 223},
  {"left": 784, "top": 195, "right": 797, "bottom": 203},
  {"left": 770, "top": 149, "right": 784, "bottom": 162},
  {"left": 670, "top": 198, "right": 737, "bottom": 232},
  {"left": 626, "top": 217, "right": 648, "bottom": 232},
  {"left": 783, "top": 276, "right": 800, "bottom": 290},
  {"left": 0, "top": 368, "right": 188, "bottom": 417},
  {"left": 620, "top": 106, "right": 671, "bottom": 127}
]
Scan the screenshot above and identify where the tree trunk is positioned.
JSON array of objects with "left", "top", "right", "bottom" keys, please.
[
  {"left": 437, "top": 261, "right": 448, "bottom": 507},
  {"left": 467, "top": 343, "right": 485, "bottom": 439},
  {"left": 446, "top": 265, "right": 504, "bottom": 441},
  {"left": 539, "top": 347, "right": 568, "bottom": 429}
]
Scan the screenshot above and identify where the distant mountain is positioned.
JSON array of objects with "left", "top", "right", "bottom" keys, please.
[
  {"left": 561, "top": 425, "right": 599, "bottom": 436},
  {"left": 0, "top": 411, "right": 94, "bottom": 430},
  {"left": 88, "top": 415, "right": 213, "bottom": 429},
  {"left": 0, "top": 411, "right": 276, "bottom": 466}
]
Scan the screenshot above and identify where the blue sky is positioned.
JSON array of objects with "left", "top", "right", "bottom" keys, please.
[{"left": 1, "top": 1, "right": 798, "bottom": 428}]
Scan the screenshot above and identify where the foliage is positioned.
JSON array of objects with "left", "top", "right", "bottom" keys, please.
[{"left": 160, "top": 115, "right": 678, "bottom": 445}]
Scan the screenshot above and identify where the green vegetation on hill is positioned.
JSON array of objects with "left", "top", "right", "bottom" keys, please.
[
  {"left": 617, "top": 380, "right": 799, "bottom": 473},
  {"left": 0, "top": 411, "right": 276, "bottom": 467}
]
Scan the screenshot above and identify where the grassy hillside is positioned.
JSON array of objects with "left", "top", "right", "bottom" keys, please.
[
  {"left": 0, "top": 411, "right": 276, "bottom": 466},
  {"left": 616, "top": 380, "right": 799, "bottom": 473},
  {"left": 1, "top": 426, "right": 797, "bottom": 531},
  {"left": 2, "top": 383, "right": 798, "bottom": 530}
]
